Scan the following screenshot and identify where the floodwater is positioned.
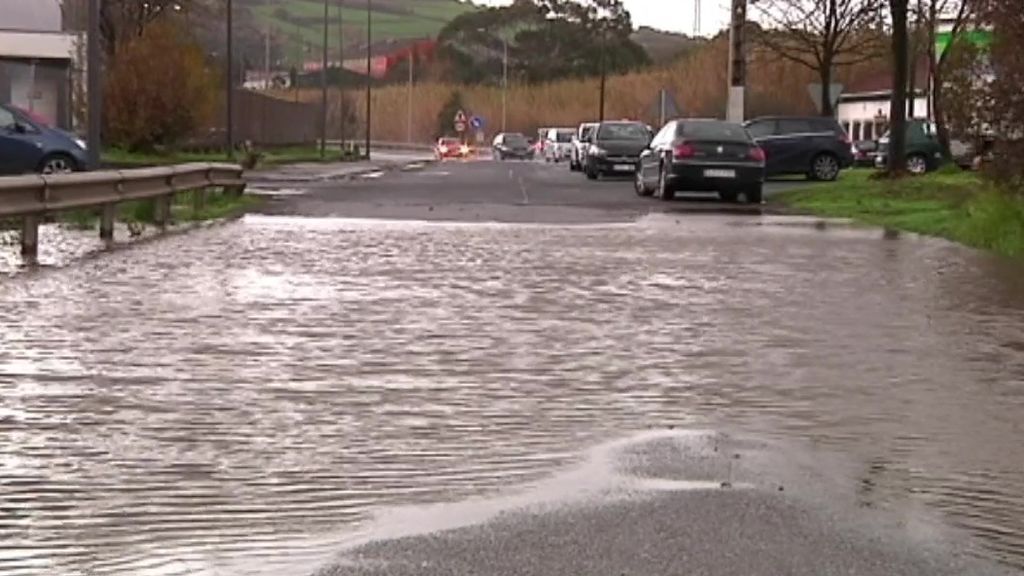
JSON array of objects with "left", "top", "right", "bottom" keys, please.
[{"left": 1, "top": 213, "right": 1023, "bottom": 575}]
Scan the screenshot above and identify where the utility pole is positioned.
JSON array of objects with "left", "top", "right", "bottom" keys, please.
[
  {"left": 321, "top": 0, "right": 329, "bottom": 159},
  {"left": 726, "top": 0, "right": 747, "bottom": 123},
  {"left": 338, "top": 0, "right": 345, "bottom": 151},
  {"left": 365, "top": 0, "right": 372, "bottom": 160},
  {"left": 502, "top": 37, "right": 508, "bottom": 133},
  {"left": 598, "top": 27, "right": 607, "bottom": 122},
  {"left": 86, "top": 0, "right": 101, "bottom": 169},
  {"left": 407, "top": 46, "right": 414, "bottom": 143},
  {"left": 226, "top": 0, "right": 235, "bottom": 159},
  {"left": 264, "top": 0, "right": 271, "bottom": 87}
]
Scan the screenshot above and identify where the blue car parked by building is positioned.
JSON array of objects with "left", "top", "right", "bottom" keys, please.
[{"left": 0, "top": 103, "right": 89, "bottom": 176}]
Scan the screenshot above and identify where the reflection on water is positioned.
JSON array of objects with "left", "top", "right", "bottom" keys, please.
[{"left": 1, "top": 214, "right": 1023, "bottom": 575}]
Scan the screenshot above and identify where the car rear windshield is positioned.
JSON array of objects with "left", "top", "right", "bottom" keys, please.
[
  {"left": 597, "top": 123, "right": 648, "bottom": 141},
  {"left": 440, "top": 138, "right": 460, "bottom": 145},
  {"left": 555, "top": 131, "right": 573, "bottom": 143},
  {"left": 504, "top": 134, "right": 528, "bottom": 146},
  {"left": 678, "top": 121, "right": 750, "bottom": 142},
  {"left": 580, "top": 125, "right": 595, "bottom": 139}
]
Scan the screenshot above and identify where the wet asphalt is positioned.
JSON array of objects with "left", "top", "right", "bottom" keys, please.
[
  {"left": 2, "top": 157, "right": 1023, "bottom": 576},
  {"left": 253, "top": 156, "right": 810, "bottom": 223}
]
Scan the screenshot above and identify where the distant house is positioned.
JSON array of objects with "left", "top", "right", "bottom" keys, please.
[
  {"left": 836, "top": 60, "right": 930, "bottom": 142},
  {"left": 0, "top": 0, "right": 77, "bottom": 128}
]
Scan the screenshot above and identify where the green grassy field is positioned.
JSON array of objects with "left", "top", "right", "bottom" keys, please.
[
  {"left": 247, "top": 0, "right": 476, "bottom": 53},
  {"left": 774, "top": 169, "right": 1024, "bottom": 258}
]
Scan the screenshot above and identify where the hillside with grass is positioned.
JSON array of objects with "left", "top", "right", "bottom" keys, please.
[{"left": 242, "top": 0, "right": 477, "bottom": 53}]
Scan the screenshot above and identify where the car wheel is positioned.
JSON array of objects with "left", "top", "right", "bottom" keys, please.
[
  {"left": 634, "top": 170, "right": 653, "bottom": 197},
  {"left": 746, "top": 184, "right": 764, "bottom": 204},
  {"left": 810, "top": 153, "right": 840, "bottom": 181},
  {"left": 495, "top": 151, "right": 504, "bottom": 161},
  {"left": 907, "top": 154, "right": 929, "bottom": 175},
  {"left": 39, "top": 154, "right": 76, "bottom": 175},
  {"left": 585, "top": 164, "right": 599, "bottom": 180},
  {"left": 658, "top": 165, "right": 674, "bottom": 201},
  {"left": 719, "top": 190, "right": 738, "bottom": 203}
]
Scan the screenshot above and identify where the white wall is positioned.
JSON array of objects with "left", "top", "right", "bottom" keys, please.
[
  {"left": 0, "top": 30, "right": 74, "bottom": 60},
  {"left": 837, "top": 95, "right": 929, "bottom": 140}
]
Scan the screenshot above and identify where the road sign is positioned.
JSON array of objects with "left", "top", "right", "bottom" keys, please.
[
  {"left": 454, "top": 121, "right": 467, "bottom": 133},
  {"left": 454, "top": 110, "right": 468, "bottom": 124},
  {"left": 470, "top": 116, "right": 484, "bottom": 130},
  {"left": 649, "top": 89, "right": 682, "bottom": 126},
  {"left": 807, "top": 83, "right": 844, "bottom": 114}
]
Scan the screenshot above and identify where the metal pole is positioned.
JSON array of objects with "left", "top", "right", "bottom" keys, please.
[
  {"left": 226, "top": 0, "right": 235, "bottom": 159},
  {"left": 86, "top": 0, "right": 101, "bottom": 168},
  {"left": 598, "top": 28, "right": 607, "bottom": 122},
  {"left": 726, "top": 0, "right": 747, "bottom": 122},
  {"left": 338, "top": 0, "right": 345, "bottom": 151},
  {"left": 321, "top": 0, "right": 329, "bottom": 158},
  {"left": 502, "top": 38, "right": 508, "bottom": 133},
  {"left": 365, "top": 0, "right": 371, "bottom": 160},
  {"left": 407, "top": 46, "right": 414, "bottom": 143}
]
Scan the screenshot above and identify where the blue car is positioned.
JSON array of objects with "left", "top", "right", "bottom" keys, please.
[{"left": 0, "top": 103, "right": 89, "bottom": 175}]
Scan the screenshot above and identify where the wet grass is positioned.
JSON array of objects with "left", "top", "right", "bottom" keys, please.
[
  {"left": 51, "top": 190, "right": 260, "bottom": 231},
  {"left": 103, "top": 145, "right": 360, "bottom": 169},
  {"left": 775, "top": 168, "right": 1024, "bottom": 258}
]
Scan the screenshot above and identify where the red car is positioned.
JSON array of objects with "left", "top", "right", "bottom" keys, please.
[{"left": 435, "top": 137, "right": 471, "bottom": 160}]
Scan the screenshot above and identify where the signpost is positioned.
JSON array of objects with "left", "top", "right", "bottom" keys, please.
[{"left": 807, "top": 83, "right": 844, "bottom": 115}]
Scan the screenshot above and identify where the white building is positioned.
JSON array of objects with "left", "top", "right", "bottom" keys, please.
[
  {"left": 0, "top": 0, "right": 77, "bottom": 128},
  {"left": 836, "top": 60, "right": 930, "bottom": 142}
]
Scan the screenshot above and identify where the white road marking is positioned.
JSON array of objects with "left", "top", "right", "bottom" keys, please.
[{"left": 361, "top": 171, "right": 385, "bottom": 179}]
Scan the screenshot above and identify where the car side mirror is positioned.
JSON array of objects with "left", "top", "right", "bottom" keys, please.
[{"left": 13, "top": 122, "right": 29, "bottom": 134}]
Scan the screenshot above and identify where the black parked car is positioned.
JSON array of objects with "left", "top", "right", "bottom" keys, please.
[
  {"left": 584, "top": 121, "right": 650, "bottom": 180},
  {"left": 744, "top": 116, "right": 854, "bottom": 181},
  {"left": 874, "top": 120, "right": 944, "bottom": 174},
  {"left": 492, "top": 132, "right": 534, "bottom": 161},
  {"left": 0, "top": 103, "right": 89, "bottom": 175},
  {"left": 635, "top": 119, "right": 766, "bottom": 203}
]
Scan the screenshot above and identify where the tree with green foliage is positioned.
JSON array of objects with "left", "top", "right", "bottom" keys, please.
[{"left": 436, "top": 0, "right": 649, "bottom": 85}]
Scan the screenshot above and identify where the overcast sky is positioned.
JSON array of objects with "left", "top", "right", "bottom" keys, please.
[{"left": 471, "top": 0, "right": 732, "bottom": 36}]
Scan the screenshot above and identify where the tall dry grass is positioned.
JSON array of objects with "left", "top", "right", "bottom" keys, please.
[{"left": 281, "top": 38, "right": 884, "bottom": 143}]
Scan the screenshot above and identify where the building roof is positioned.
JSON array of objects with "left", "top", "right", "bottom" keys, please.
[
  {"left": 844, "top": 58, "right": 931, "bottom": 96},
  {"left": 0, "top": 0, "right": 62, "bottom": 32}
]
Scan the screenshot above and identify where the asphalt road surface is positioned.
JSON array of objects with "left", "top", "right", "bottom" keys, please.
[
  {"left": 2, "top": 156, "right": 1022, "bottom": 576},
  {"left": 255, "top": 156, "right": 808, "bottom": 223}
]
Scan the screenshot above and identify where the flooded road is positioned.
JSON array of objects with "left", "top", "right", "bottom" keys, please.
[{"left": 2, "top": 162, "right": 1024, "bottom": 575}]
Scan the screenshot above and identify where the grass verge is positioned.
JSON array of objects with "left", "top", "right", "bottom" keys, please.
[
  {"left": 54, "top": 190, "right": 261, "bottom": 230},
  {"left": 773, "top": 169, "right": 1024, "bottom": 258},
  {"left": 103, "top": 145, "right": 359, "bottom": 168}
]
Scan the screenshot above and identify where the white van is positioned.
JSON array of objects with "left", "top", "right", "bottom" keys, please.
[{"left": 544, "top": 128, "right": 575, "bottom": 163}]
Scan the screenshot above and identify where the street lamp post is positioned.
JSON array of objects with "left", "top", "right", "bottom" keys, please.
[
  {"left": 226, "top": 0, "right": 235, "bottom": 159},
  {"left": 86, "top": 0, "right": 101, "bottom": 169},
  {"left": 365, "top": 0, "right": 372, "bottom": 160}
]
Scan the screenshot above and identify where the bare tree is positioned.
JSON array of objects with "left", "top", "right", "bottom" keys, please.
[
  {"left": 920, "top": 0, "right": 977, "bottom": 160},
  {"left": 753, "top": 0, "right": 885, "bottom": 116},
  {"left": 889, "top": 0, "right": 910, "bottom": 173}
]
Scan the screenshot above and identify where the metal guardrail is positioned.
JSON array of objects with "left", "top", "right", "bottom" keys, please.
[{"left": 0, "top": 163, "right": 246, "bottom": 259}]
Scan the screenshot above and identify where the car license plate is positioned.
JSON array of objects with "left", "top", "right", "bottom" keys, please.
[
  {"left": 704, "top": 168, "right": 736, "bottom": 179},
  {"left": 614, "top": 164, "right": 635, "bottom": 172}
]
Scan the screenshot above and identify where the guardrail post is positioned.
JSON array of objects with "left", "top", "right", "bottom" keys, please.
[
  {"left": 21, "top": 215, "right": 40, "bottom": 259},
  {"left": 99, "top": 204, "right": 116, "bottom": 240},
  {"left": 193, "top": 189, "right": 206, "bottom": 217},
  {"left": 152, "top": 195, "right": 172, "bottom": 229}
]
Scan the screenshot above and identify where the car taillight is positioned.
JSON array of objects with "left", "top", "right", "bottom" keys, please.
[
  {"left": 439, "top": 146, "right": 448, "bottom": 154},
  {"left": 673, "top": 144, "right": 695, "bottom": 158},
  {"left": 749, "top": 146, "right": 766, "bottom": 162}
]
